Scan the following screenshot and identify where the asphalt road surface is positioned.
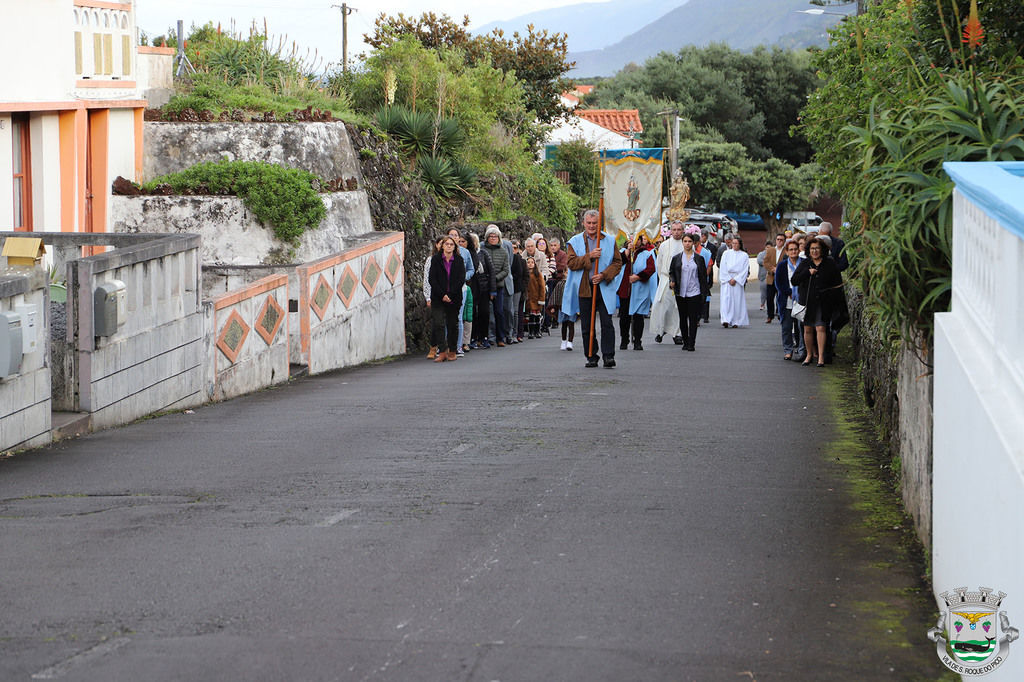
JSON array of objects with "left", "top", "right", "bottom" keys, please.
[{"left": 1, "top": 287, "right": 945, "bottom": 681}]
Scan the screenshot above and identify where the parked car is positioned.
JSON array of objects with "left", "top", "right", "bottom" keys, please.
[{"left": 686, "top": 210, "right": 736, "bottom": 239}]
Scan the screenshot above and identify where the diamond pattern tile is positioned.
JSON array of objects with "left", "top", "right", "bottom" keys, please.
[
  {"left": 362, "top": 254, "right": 382, "bottom": 296},
  {"left": 254, "top": 294, "right": 285, "bottom": 345},
  {"left": 384, "top": 247, "right": 402, "bottom": 284},
  {"left": 310, "top": 274, "right": 333, "bottom": 321},
  {"left": 216, "top": 309, "right": 250, "bottom": 363},
  {"left": 336, "top": 264, "right": 359, "bottom": 309}
]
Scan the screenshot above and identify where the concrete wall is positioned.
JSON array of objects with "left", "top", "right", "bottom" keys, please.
[
  {"left": 2, "top": 1, "right": 73, "bottom": 101},
  {"left": 932, "top": 163, "right": 1024, "bottom": 681},
  {"left": 142, "top": 121, "right": 364, "bottom": 184},
  {"left": 297, "top": 232, "right": 405, "bottom": 373},
  {"left": 0, "top": 269, "right": 51, "bottom": 454},
  {"left": 110, "top": 190, "right": 374, "bottom": 265},
  {"left": 66, "top": 234, "right": 206, "bottom": 430},
  {"left": 137, "top": 46, "right": 175, "bottom": 108},
  {"left": 206, "top": 274, "right": 290, "bottom": 402}
]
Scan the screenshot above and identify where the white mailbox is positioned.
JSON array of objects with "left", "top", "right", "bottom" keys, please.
[
  {"left": 0, "top": 311, "right": 23, "bottom": 378},
  {"left": 14, "top": 304, "right": 38, "bottom": 354},
  {"left": 94, "top": 280, "right": 127, "bottom": 337}
]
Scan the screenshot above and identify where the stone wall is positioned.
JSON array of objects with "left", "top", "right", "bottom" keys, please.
[
  {"left": 110, "top": 190, "right": 374, "bottom": 265},
  {"left": 0, "top": 269, "right": 51, "bottom": 454},
  {"left": 344, "top": 124, "right": 557, "bottom": 351},
  {"left": 143, "top": 121, "right": 363, "bottom": 183},
  {"left": 845, "top": 285, "right": 933, "bottom": 550}
]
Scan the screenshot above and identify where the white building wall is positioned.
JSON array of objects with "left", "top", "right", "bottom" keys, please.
[
  {"left": 933, "top": 162, "right": 1024, "bottom": 681},
  {"left": 0, "top": 115, "right": 12, "bottom": 230},
  {"left": 2, "top": 0, "right": 74, "bottom": 101},
  {"left": 545, "top": 115, "right": 633, "bottom": 152},
  {"left": 29, "top": 114, "right": 62, "bottom": 233},
  {"left": 107, "top": 108, "right": 136, "bottom": 181}
]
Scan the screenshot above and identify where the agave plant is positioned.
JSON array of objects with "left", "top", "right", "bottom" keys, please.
[
  {"left": 844, "top": 72, "right": 1024, "bottom": 346},
  {"left": 418, "top": 154, "right": 459, "bottom": 197}
]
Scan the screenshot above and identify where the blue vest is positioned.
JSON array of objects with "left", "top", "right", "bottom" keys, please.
[
  {"left": 628, "top": 248, "right": 658, "bottom": 315},
  {"left": 562, "top": 231, "right": 623, "bottom": 317}
]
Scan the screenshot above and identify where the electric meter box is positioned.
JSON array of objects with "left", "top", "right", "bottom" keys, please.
[
  {"left": 94, "top": 280, "right": 127, "bottom": 337},
  {"left": 0, "top": 311, "right": 24, "bottom": 378},
  {"left": 14, "top": 304, "right": 38, "bottom": 354}
]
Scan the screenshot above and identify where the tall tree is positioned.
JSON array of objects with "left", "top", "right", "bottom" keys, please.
[{"left": 364, "top": 12, "right": 574, "bottom": 124}]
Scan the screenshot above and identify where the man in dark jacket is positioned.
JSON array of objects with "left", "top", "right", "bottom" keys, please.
[{"left": 818, "top": 222, "right": 848, "bottom": 272}]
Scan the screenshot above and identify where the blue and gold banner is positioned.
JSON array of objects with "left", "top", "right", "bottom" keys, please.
[{"left": 598, "top": 148, "right": 664, "bottom": 245}]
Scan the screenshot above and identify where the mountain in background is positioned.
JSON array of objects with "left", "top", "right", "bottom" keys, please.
[
  {"left": 567, "top": 0, "right": 853, "bottom": 77},
  {"left": 474, "top": 0, "right": 688, "bottom": 53}
]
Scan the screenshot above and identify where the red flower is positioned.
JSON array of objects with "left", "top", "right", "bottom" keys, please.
[{"left": 962, "top": 0, "right": 984, "bottom": 49}]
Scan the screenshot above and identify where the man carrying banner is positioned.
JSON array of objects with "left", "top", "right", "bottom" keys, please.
[
  {"left": 651, "top": 221, "right": 685, "bottom": 344},
  {"left": 562, "top": 210, "right": 624, "bottom": 368}
]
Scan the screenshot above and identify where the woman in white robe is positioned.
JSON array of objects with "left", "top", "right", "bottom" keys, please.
[{"left": 719, "top": 237, "right": 750, "bottom": 328}]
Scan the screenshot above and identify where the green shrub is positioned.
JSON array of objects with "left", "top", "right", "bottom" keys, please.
[
  {"left": 143, "top": 160, "right": 327, "bottom": 243},
  {"left": 418, "top": 155, "right": 460, "bottom": 197}
]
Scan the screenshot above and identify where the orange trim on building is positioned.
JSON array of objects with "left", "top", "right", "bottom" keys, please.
[
  {"left": 305, "top": 232, "right": 405, "bottom": 276},
  {"left": 73, "top": 1, "right": 132, "bottom": 10},
  {"left": 84, "top": 99, "right": 148, "bottom": 110},
  {"left": 76, "top": 80, "right": 137, "bottom": 89},
  {"left": 299, "top": 266, "right": 311, "bottom": 358},
  {"left": 75, "top": 109, "right": 88, "bottom": 238},
  {"left": 58, "top": 112, "right": 77, "bottom": 232},
  {"left": 133, "top": 107, "right": 144, "bottom": 181},
  {"left": 137, "top": 46, "right": 176, "bottom": 56},
  {"left": 213, "top": 274, "right": 289, "bottom": 311},
  {"left": 0, "top": 100, "right": 148, "bottom": 112},
  {"left": 88, "top": 109, "right": 109, "bottom": 235}
]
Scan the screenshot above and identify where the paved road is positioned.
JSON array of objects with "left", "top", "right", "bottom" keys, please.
[{"left": 1, "top": 287, "right": 943, "bottom": 681}]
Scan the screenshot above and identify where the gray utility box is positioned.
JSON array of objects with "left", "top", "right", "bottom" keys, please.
[
  {"left": 94, "top": 280, "right": 127, "bottom": 337},
  {"left": 0, "top": 311, "right": 23, "bottom": 378}
]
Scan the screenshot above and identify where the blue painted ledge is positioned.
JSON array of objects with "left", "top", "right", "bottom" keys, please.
[{"left": 943, "top": 161, "right": 1024, "bottom": 240}]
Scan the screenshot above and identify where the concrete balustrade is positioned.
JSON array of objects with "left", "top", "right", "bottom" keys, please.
[
  {"left": 934, "top": 161, "right": 1024, "bottom": 681},
  {"left": 1, "top": 229, "right": 405, "bottom": 454},
  {"left": 0, "top": 269, "right": 51, "bottom": 452}
]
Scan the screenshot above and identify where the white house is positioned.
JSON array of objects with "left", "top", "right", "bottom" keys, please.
[
  {"left": 0, "top": 0, "right": 148, "bottom": 236},
  {"left": 542, "top": 104, "right": 643, "bottom": 163}
]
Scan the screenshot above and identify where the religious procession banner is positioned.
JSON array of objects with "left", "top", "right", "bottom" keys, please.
[{"left": 598, "top": 148, "right": 664, "bottom": 248}]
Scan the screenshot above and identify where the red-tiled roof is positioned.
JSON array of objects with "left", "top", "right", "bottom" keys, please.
[
  {"left": 576, "top": 109, "right": 643, "bottom": 136},
  {"left": 574, "top": 85, "right": 594, "bottom": 95},
  {"left": 561, "top": 92, "right": 580, "bottom": 105}
]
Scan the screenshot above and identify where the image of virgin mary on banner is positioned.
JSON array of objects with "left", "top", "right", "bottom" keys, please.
[{"left": 598, "top": 148, "right": 664, "bottom": 247}]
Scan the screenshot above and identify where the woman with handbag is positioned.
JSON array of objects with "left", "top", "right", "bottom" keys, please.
[
  {"left": 774, "top": 239, "right": 806, "bottom": 361},
  {"left": 790, "top": 237, "right": 842, "bottom": 367}
]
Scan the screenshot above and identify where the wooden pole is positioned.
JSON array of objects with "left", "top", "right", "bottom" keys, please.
[{"left": 588, "top": 195, "right": 604, "bottom": 359}]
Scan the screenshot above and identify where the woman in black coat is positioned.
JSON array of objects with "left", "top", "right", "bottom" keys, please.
[
  {"left": 790, "top": 236, "right": 842, "bottom": 367},
  {"left": 428, "top": 236, "right": 467, "bottom": 362}
]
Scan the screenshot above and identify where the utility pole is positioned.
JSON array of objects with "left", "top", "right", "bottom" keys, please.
[
  {"left": 332, "top": 4, "right": 356, "bottom": 73},
  {"left": 656, "top": 109, "right": 679, "bottom": 173}
]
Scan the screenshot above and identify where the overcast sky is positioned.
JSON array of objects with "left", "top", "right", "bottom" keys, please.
[{"left": 136, "top": 0, "right": 592, "bottom": 72}]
